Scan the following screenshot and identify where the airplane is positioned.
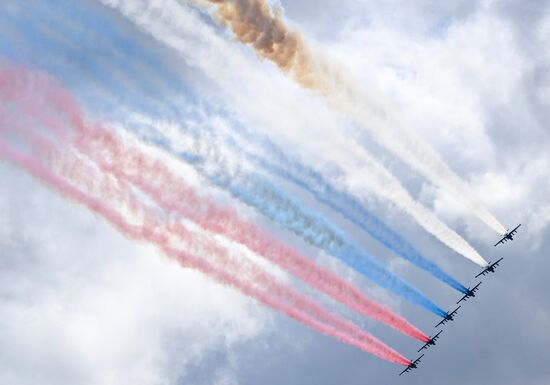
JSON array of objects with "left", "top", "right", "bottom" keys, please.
[
  {"left": 494, "top": 224, "right": 521, "bottom": 247},
  {"left": 475, "top": 258, "right": 504, "bottom": 278},
  {"left": 457, "top": 282, "right": 482, "bottom": 304},
  {"left": 435, "top": 306, "right": 461, "bottom": 327},
  {"left": 418, "top": 330, "right": 443, "bottom": 352},
  {"left": 399, "top": 354, "right": 424, "bottom": 376}
]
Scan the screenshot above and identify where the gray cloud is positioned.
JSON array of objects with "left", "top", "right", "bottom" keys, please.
[
  {"left": 2, "top": 0, "right": 550, "bottom": 384},
  {"left": 0, "top": 164, "right": 269, "bottom": 385}
]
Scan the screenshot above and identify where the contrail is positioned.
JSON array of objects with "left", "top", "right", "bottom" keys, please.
[
  {"left": 0, "top": 0, "right": 184, "bottom": 123},
  {"left": 337, "top": 139, "right": 489, "bottom": 267},
  {"left": 231, "top": 134, "right": 469, "bottom": 293},
  {"left": 200, "top": 0, "right": 506, "bottom": 235},
  {"left": 2, "top": 64, "right": 430, "bottom": 342},
  {"left": 95, "top": 135, "right": 434, "bottom": 340},
  {"left": 129, "top": 123, "right": 449, "bottom": 317},
  {"left": 0, "top": 63, "right": 447, "bottom": 317},
  {"left": 0, "top": 138, "right": 410, "bottom": 366},
  {"left": 104, "top": 111, "right": 450, "bottom": 317},
  {"left": 204, "top": 168, "right": 447, "bottom": 317},
  {"left": 2, "top": 28, "right": 486, "bottom": 271},
  {"left": 96, "top": 0, "right": 490, "bottom": 266},
  {"left": 81, "top": 130, "right": 430, "bottom": 341},
  {"left": 0, "top": 67, "right": 413, "bottom": 365}
]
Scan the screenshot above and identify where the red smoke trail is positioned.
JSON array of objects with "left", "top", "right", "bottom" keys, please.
[
  {"left": 0, "top": 65, "right": 412, "bottom": 363},
  {"left": 77, "top": 129, "right": 429, "bottom": 342},
  {"left": 54, "top": 148, "right": 409, "bottom": 363},
  {"left": 0, "top": 64, "right": 428, "bottom": 342},
  {"left": 0, "top": 136, "right": 410, "bottom": 366}
]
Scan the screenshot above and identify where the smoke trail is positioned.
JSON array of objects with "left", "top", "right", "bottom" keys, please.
[
  {"left": 0, "top": 76, "right": 413, "bottom": 364},
  {"left": 0, "top": 65, "right": 412, "bottom": 362},
  {"left": 96, "top": 0, "right": 491, "bottom": 265},
  {"left": 205, "top": 169, "right": 447, "bottom": 317},
  {"left": 231, "top": 135, "right": 469, "bottom": 293},
  {"left": 0, "top": 0, "right": 187, "bottom": 123},
  {"left": 0, "top": 62, "right": 447, "bottom": 316},
  {"left": 342, "top": 145, "right": 489, "bottom": 267},
  {"left": 130, "top": 122, "right": 487, "bottom": 268},
  {"left": 94, "top": 112, "right": 453, "bottom": 317},
  {"left": 0, "top": 138, "right": 411, "bottom": 366},
  {"left": 202, "top": 0, "right": 328, "bottom": 92},
  {"left": 127, "top": 121, "right": 449, "bottom": 317},
  {"left": 60, "top": 148, "right": 411, "bottom": 364},
  {"left": 2, "top": 64, "right": 429, "bottom": 342},
  {"left": 201, "top": 0, "right": 506, "bottom": 235},
  {"left": 81, "top": 131, "right": 430, "bottom": 341},
  {"left": 124, "top": 124, "right": 449, "bottom": 316}
]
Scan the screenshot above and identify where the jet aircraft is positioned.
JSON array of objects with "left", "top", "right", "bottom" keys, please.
[
  {"left": 435, "top": 306, "right": 461, "bottom": 327},
  {"left": 475, "top": 258, "right": 504, "bottom": 278},
  {"left": 457, "top": 282, "right": 482, "bottom": 304},
  {"left": 418, "top": 331, "right": 443, "bottom": 352},
  {"left": 399, "top": 354, "right": 424, "bottom": 376},
  {"left": 494, "top": 224, "right": 521, "bottom": 247}
]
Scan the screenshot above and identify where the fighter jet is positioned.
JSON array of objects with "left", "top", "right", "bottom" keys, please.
[
  {"left": 418, "top": 331, "right": 443, "bottom": 352},
  {"left": 475, "top": 258, "right": 504, "bottom": 278},
  {"left": 399, "top": 354, "right": 424, "bottom": 376},
  {"left": 457, "top": 282, "right": 482, "bottom": 304},
  {"left": 494, "top": 224, "right": 521, "bottom": 247},
  {"left": 435, "top": 306, "right": 461, "bottom": 327}
]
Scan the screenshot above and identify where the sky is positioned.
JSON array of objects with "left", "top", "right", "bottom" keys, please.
[{"left": 0, "top": 1, "right": 549, "bottom": 384}]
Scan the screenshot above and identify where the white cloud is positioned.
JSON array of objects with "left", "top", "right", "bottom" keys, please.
[
  {"left": 3, "top": 1, "right": 550, "bottom": 383},
  {"left": 0, "top": 163, "right": 270, "bottom": 385}
]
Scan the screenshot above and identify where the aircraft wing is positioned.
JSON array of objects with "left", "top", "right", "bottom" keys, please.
[
  {"left": 450, "top": 306, "right": 461, "bottom": 316},
  {"left": 510, "top": 224, "right": 521, "bottom": 235},
  {"left": 435, "top": 318, "right": 446, "bottom": 328},
  {"left": 399, "top": 367, "right": 411, "bottom": 376},
  {"left": 470, "top": 282, "right": 482, "bottom": 294},
  {"left": 418, "top": 331, "right": 442, "bottom": 352},
  {"left": 457, "top": 293, "right": 469, "bottom": 304},
  {"left": 413, "top": 354, "right": 425, "bottom": 364},
  {"left": 475, "top": 268, "right": 489, "bottom": 278},
  {"left": 494, "top": 236, "right": 507, "bottom": 247}
]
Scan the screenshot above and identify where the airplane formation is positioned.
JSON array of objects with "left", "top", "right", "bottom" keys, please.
[{"left": 399, "top": 224, "right": 520, "bottom": 376}]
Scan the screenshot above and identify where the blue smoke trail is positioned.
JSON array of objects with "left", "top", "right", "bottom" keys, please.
[
  {"left": 0, "top": 0, "right": 193, "bottom": 121},
  {"left": 227, "top": 134, "right": 469, "bottom": 294},
  {"left": 0, "top": 0, "right": 448, "bottom": 315},
  {"left": 139, "top": 126, "right": 447, "bottom": 318}
]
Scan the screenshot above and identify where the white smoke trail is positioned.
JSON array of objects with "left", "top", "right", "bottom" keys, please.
[
  {"left": 195, "top": 0, "right": 506, "bottom": 235},
  {"left": 117, "top": 107, "right": 489, "bottom": 267},
  {"left": 349, "top": 105, "right": 507, "bottom": 236},
  {"left": 98, "top": 0, "right": 489, "bottom": 265},
  {"left": 338, "top": 140, "right": 489, "bottom": 266}
]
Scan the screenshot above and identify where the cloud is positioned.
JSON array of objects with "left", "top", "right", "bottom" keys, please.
[
  {"left": 316, "top": 3, "right": 550, "bottom": 241},
  {"left": 2, "top": 0, "right": 550, "bottom": 384},
  {"left": 0, "top": 163, "right": 269, "bottom": 385}
]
